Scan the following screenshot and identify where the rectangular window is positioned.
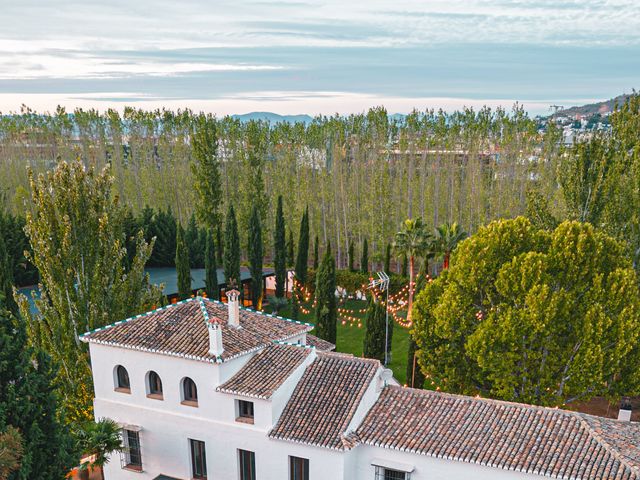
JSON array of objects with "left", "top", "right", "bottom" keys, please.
[
  {"left": 374, "top": 466, "right": 409, "bottom": 480},
  {"left": 237, "top": 400, "right": 255, "bottom": 423},
  {"left": 289, "top": 456, "right": 309, "bottom": 480},
  {"left": 190, "top": 439, "right": 207, "bottom": 479},
  {"left": 121, "top": 429, "right": 142, "bottom": 471},
  {"left": 238, "top": 449, "right": 256, "bottom": 480}
]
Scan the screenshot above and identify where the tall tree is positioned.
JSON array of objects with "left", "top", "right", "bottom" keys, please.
[
  {"left": 384, "top": 243, "right": 392, "bottom": 274},
  {"left": 413, "top": 217, "right": 640, "bottom": 406},
  {"left": 0, "top": 427, "right": 23, "bottom": 479},
  {"left": 286, "top": 229, "right": 295, "bottom": 268},
  {"left": 224, "top": 204, "right": 241, "bottom": 288},
  {"left": 185, "top": 213, "right": 203, "bottom": 268},
  {"left": 191, "top": 113, "right": 222, "bottom": 231},
  {"left": 0, "top": 234, "right": 17, "bottom": 316},
  {"left": 313, "top": 235, "right": 319, "bottom": 270},
  {"left": 292, "top": 208, "right": 310, "bottom": 318},
  {"left": 248, "top": 205, "right": 264, "bottom": 309},
  {"left": 216, "top": 226, "right": 224, "bottom": 265},
  {"left": 314, "top": 246, "right": 337, "bottom": 344},
  {"left": 360, "top": 238, "right": 369, "bottom": 273},
  {"left": 348, "top": 240, "right": 355, "bottom": 271},
  {"left": 363, "top": 294, "right": 387, "bottom": 363},
  {"left": 175, "top": 224, "right": 191, "bottom": 300},
  {"left": 434, "top": 222, "right": 467, "bottom": 269},
  {"left": 204, "top": 230, "right": 218, "bottom": 300},
  {"left": 406, "top": 336, "right": 425, "bottom": 389},
  {"left": 15, "top": 160, "right": 160, "bottom": 423},
  {"left": 274, "top": 196, "right": 286, "bottom": 299}
]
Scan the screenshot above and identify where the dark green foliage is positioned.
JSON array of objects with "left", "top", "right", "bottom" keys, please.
[
  {"left": 401, "top": 254, "right": 408, "bottom": 277},
  {"left": 406, "top": 336, "right": 425, "bottom": 388},
  {"left": 248, "top": 205, "right": 263, "bottom": 308},
  {"left": 313, "top": 235, "right": 319, "bottom": 270},
  {"left": 0, "top": 211, "right": 37, "bottom": 287},
  {"left": 191, "top": 113, "right": 222, "bottom": 231},
  {"left": 147, "top": 208, "right": 177, "bottom": 267},
  {"left": 314, "top": 247, "right": 337, "bottom": 344},
  {"left": 0, "top": 235, "right": 17, "bottom": 316},
  {"left": 121, "top": 207, "right": 139, "bottom": 269},
  {"left": 204, "top": 230, "right": 218, "bottom": 300},
  {"left": 295, "top": 207, "right": 310, "bottom": 283},
  {"left": 286, "top": 229, "right": 295, "bottom": 267},
  {"left": 175, "top": 224, "right": 191, "bottom": 300},
  {"left": 224, "top": 204, "right": 241, "bottom": 287},
  {"left": 274, "top": 196, "right": 286, "bottom": 299},
  {"left": 384, "top": 243, "right": 392, "bottom": 273},
  {"left": 75, "top": 418, "right": 123, "bottom": 477},
  {"left": 185, "top": 213, "right": 205, "bottom": 268},
  {"left": 216, "top": 226, "right": 224, "bottom": 265},
  {"left": 360, "top": 238, "right": 369, "bottom": 273},
  {"left": 363, "top": 295, "right": 387, "bottom": 362},
  {"left": 0, "top": 310, "right": 76, "bottom": 479},
  {"left": 348, "top": 240, "right": 355, "bottom": 271}
]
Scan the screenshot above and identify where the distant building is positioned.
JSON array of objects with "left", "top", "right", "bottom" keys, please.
[{"left": 82, "top": 297, "right": 640, "bottom": 480}]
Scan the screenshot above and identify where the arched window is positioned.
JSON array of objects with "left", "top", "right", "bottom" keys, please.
[
  {"left": 115, "top": 365, "right": 130, "bottom": 391},
  {"left": 147, "top": 371, "right": 163, "bottom": 398},
  {"left": 182, "top": 377, "right": 198, "bottom": 405}
]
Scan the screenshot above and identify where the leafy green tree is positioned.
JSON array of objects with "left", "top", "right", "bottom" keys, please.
[
  {"left": 0, "top": 234, "right": 17, "bottom": 316},
  {"left": 248, "top": 205, "right": 263, "bottom": 309},
  {"left": 0, "top": 427, "right": 22, "bottom": 479},
  {"left": 314, "top": 247, "right": 337, "bottom": 344},
  {"left": 384, "top": 243, "right": 392, "bottom": 274},
  {"left": 75, "top": 418, "right": 123, "bottom": 479},
  {"left": 363, "top": 295, "right": 387, "bottom": 363},
  {"left": 148, "top": 208, "right": 177, "bottom": 267},
  {"left": 287, "top": 229, "right": 295, "bottom": 268},
  {"left": 406, "top": 336, "right": 425, "bottom": 389},
  {"left": 0, "top": 211, "right": 37, "bottom": 287},
  {"left": 191, "top": 113, "right": 222, "bottom": 231},
  {"left": 434, "top": 222, "right": 467, "bottom": 269},
  {"left": 175, "top": 225, "right": 191, "bottom": 300},
  {"left": 393, "top": 218, "right": 431, "bottom": 323},
  {"left": 274, "top": 196, "right": 286, "bottom": 299},
  {"left": 348, "top": 240, "right": 355, "bottom": 271},
  {"left": 313, "top": 235, "right": 319, "bottom": 270},
  {"left": 293, "top": 208, "right": 309, "bottom": 318},
  {"left": 185, "top": 213, "right": 204, "bottom": 268},
  {"left": 204, "top": 230, "right": 218, "bottom": 300},
  {"left": 413, "top": 217, "right": 640, "bottom": 406},
  {"left": 360, "top": 238, "right": 369, "bottom": 273},
  {"left": 216, "top": 226, "right": 224, "bottom": 265},
  {"left": 15, "top": 160, "right": 160, "bottom": 423},
  {"left": 224, "top": 204, "right": 241, "bottom": 287}
]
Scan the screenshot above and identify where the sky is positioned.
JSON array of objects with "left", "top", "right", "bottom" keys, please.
[{"left": 1, "top": 0, "right": 639, "bottom": 116}]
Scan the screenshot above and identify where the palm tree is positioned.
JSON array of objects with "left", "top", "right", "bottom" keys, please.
[
  {"left": 393, "top": 218, "right": 431, "bottom": 324},
  {"left": 435, "top": 222, "right": 467, "bottom": 269},
  {"left": 76, "top": 418, "right": 124, "bottom": 479}
]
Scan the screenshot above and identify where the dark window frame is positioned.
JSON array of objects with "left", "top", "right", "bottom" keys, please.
[
  {"left": 115, "top": 365, "right": 130, "bottom": 391},
  {"left": 238, "top": 449, "right": 256, "bottom": 480},
  {"left": 182, "top": 377, "right": 198, "bottom": 405},
  {"left": 147, "top": 371, "right": 163, "bottom": 398},
  {"left": 289, "top": 456, "right": 309, "bottom": 480},
  {"left": 374, "top": 466, "right": 409, "bottom": 480},
  {"left": 189, "top": 438, "right": 207, "bottom": 479},
  {"left": 121, "top": 429, "right": 142, "bottom": 471},
  {"left": 237, "top": 399, "right": 255, "bottom": 423}
]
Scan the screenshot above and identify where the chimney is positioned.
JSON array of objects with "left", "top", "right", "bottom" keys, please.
[
  {"left": 618, "top": 397, "right": 632, "bottom": 422},
  {"left": 227, "top": 289, "right": 240, "bottom": 328},
  {"left": 208, "top": 320, "right": 224, "bottom": 356}
]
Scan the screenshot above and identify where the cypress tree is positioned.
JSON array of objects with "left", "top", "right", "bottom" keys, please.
[
  {"left": 314, "top": 246, "right": 337, "bottom": 344},
  {"left": 348, "top": 240, "right": 355, "bottom": 271},
  {"left": 185, "top": 213, "right": 201, "bottom": 268},
  {"left": 313, "top": 235, "right": 319, "bottom": 270},
  {"left": 401, "top": 254, "right": 408, "bottom": 277},
  {"left": 361, "top": 238, "right": 369, "bottom": 273},
  {"left": 295, "top": 207, "right": 310, "bottom": 283},
  {"left": 274, "top": 196, "right": 286, "bottom": 299},
  {"left": 0, "top": 234, "right": 17, "bottom": 317},
  {"left": 384, "top": 243, "right": 392, "bottom": 274},
  {"left": 286, "top": 229, "right": 295, "bottom": 267},
  {"left": 224, "top": 204, "right": 241, "bottom": 288},
  {"left": 248, "top": 205, "right": 263, "bottom": 309},
  {"left": 216, "top": 225, "right": 224, "bottom": 265},
  {"left": 406, "top": 336, "right": 426, "bottom": 389},
  {"left": 204, "top": 230, "right": 218, "bottom": 300},
  {"left": 363, "top": 295, "right": 387, "bottom": 362},
  {"left": 0, "top": 308, "right": 76, "bottom": 479},
  {"left": 175, "top": 224, "right": 191, "bottom": 300}
]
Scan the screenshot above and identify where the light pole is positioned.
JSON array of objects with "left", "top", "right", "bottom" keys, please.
[{"left": 369, "top": 271, "right": 390, "bottom": 366}]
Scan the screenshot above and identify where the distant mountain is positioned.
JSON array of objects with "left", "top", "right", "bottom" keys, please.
[
  {"left": 231, "top": 112, "right": 313, "bottom": 124},
  {"left": 553, "top": 93, "right": 634, "bottom": 118}
]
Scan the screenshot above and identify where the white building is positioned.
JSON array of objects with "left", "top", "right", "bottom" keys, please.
[{"left": 82, "top": 293, "right": 640, "bottom": 480}]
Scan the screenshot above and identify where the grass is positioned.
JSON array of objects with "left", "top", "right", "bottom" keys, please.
[{"left": 265, "top": 299, "right": 411, "bottom": 384}]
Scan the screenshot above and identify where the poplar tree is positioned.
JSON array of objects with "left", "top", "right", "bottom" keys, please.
[
  {"left": 348, "top": 240, "right": 355, "bottom": 271},
  {"left": 204, "top": 230, "right": 218, "bottom": 300},
  {"left": 224, "top": 204, "right": 241, "bottom": 287},
  {"left": 175, "top": 225, "right": 191, "bottom": 300},
  {"left": 360, "top": 238, "right": 369, "bottom": 273},
  {"left": 274, "top": 196, "right": 286, "bottom": 299},
  {"left": 15, "top": 160, "right": 160, "bottom": 423},
  {"left": 314, "top": 247, "right": 337, "bottom": 344},
  {"left": 191, "top": 113, "right": 222, "bottom": 231},
  {"left": 248, "top": 205, "right": 263, "bottom": 309},
  {"left": 313, "top": 235, "right": 319, "bottom": 270}
]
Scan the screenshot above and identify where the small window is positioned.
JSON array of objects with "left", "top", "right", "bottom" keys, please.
[
  {"left": 189, "top": 439, "right": 207, "bottom": 479},
  {"left": 289, "top": 456, "right": 309, "bottom": 480},
  {"left": 147, "top": 371, "right": 163, "bottom": 399},
  {"left": 238, "top": 449, "right": 256, "bottom": 480},
  {"left": 182, "top": 377, "right": 198, "bottom": 406},
  {"left": 121, "top": 429, "right": 142, "bottom": 471},
  {"left": 374, "top": 467, "right": 410, "bottom": 480},
  {"left": 115, "top": 365, "right": 130, "bottom": 392},
  {"left": 236, "top": 400, "right": 254, "bottom": 423}
]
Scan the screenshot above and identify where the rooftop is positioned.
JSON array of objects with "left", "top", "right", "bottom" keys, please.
[
  {"left": 269, "top": 352, "right": 380, "bottom": 450},
  {"left": 80, "top": 297, "right": 312, "bottom": 363},
  {"left": 217, "top": 343, "right": 312, "bottom": 399},
  {"left": 355, "top": 386, "right": 640, "bottom": 480},
  {"left": 304, "top": 334, "right": 335, "bottom": 352}
]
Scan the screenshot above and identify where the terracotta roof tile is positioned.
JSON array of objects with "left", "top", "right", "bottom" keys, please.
[
  {"left": 305, "top": 334, "right": 335, "bottom": 351},
  {"left": 355, "top": 386, "right": 640, "bottom": 480},
  {"left": 217, "top": 344, "right": 312, "bottom": 399},
  {"left": 80, "top": 297, "right": 312, "bottom": 363},
  {"left": 269, "top": 352, "right": 379, "bottom": 450}
]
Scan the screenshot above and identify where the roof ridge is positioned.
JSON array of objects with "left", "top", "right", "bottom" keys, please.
[
  {"left": 200, "top": 296, "right": 314, "bottom": 329},
  {"left": 318, "top": 351, "right": 381, "bottom": 366}
]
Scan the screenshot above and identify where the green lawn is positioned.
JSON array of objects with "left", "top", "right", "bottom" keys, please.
[{"left": 265, "top": 299, "right": 411, "bottom": 384}]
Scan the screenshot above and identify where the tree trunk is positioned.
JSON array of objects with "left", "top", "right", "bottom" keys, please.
[{"left": 443, "top": 252, "right": 450, "bottom": 269}]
